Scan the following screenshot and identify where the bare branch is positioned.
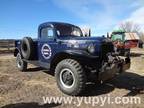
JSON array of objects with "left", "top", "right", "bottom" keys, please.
[{"left": 119, "top": 21, "right": 141, "bottom": 33}]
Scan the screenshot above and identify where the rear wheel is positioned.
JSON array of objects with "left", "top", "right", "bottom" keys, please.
[
  {"left": 16, "top": 53, "right": 27, "bottom": 71},
  {"left": 55, "top": 59, "right": 86, "bottom": 96}
]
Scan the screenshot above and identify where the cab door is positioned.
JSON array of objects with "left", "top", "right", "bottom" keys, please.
[{"left": 38, "top": 26, "right": 57, "bottom": 68}]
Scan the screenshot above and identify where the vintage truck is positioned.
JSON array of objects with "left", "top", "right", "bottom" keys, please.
[{"left": 14, "top": 22, "right": 130, "bottom": 96}]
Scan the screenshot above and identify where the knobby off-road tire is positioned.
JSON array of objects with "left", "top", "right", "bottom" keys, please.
[
  {"left": 16, "top": 53, "right": 27, "bottom": 71},
  {"left": 55, "top": 59, "right": 86, "bottom": 96},
  {"left": 21, "top": 37, "right": 34, "bottom": 60}
]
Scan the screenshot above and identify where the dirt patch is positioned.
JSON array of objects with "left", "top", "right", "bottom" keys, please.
[{"left": 0, "top": 50, "right": 144, "bottom": 108}]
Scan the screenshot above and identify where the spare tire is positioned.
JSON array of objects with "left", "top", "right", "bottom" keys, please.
[{"left": 21, "top": 37, "right": 34, "bottom": 60}]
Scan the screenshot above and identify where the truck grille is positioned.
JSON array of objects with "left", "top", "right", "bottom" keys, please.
[{"left": 101, "top": 42, "right": 114, "bottom": 58}]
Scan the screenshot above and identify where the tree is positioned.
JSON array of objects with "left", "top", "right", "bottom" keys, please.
[
  {"left": 119, "top": 21, "right": 144, "bottom": 42},
  {"left": 139, "top": 32, "right": 144, "bottom": 42},
  {"left": 119, "top": 21, "right": 141, "bottom": 33}
]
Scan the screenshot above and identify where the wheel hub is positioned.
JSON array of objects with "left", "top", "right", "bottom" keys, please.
[{"left": 60, "top": 68, "right": 75, "bottom": 88}]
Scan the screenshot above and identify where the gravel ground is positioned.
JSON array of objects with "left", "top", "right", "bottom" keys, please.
[{"left": 0, "top": 48, "right": 144, "bottom": 108}]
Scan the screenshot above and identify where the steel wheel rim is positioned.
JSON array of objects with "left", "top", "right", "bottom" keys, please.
[{"left": 59, "top": 68, "right": 75, "bottom": 88}]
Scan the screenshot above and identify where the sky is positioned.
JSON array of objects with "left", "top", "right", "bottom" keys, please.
[{"left": 0, "top": 0, "right": 144, "bottom": 39}]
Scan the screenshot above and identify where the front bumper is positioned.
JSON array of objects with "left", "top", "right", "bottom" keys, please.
[{"left": 99, "top": 54, "right": 130, "bottom": 81}]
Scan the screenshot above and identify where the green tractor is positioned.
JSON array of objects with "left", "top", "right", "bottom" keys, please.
[{"left": 109, "top": 30, "right": 139, "bottom": 56}]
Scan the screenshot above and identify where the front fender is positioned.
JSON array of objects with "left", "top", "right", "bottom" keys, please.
[
  {"left": 14, "top": 47, "right": 20, "bottom": 57},
  {"left": 64, "top": 49, "right": 99, "bottom": 59}
]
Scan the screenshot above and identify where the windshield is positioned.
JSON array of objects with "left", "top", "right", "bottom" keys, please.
[
  {"left": 112, "top": 34, "right": 123, "bottom": 40},
  {"left": 55, "top": 24, "right": 82, "bottom": 37}
]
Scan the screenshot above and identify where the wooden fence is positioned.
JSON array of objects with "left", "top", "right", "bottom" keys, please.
[{"left": 0, "top": 40, "right": 15, "bottom": 53}]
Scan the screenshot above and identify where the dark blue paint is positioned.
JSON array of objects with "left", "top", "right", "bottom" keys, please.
[{"left": 15, "top": 22, "right": 108, "bottom": 68}]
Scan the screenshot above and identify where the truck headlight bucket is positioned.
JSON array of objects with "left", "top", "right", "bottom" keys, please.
[{"left": 88, "top": 44, "right": 95, "bottom": 53}]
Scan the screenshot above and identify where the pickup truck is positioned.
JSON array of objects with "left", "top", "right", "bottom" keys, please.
[{"left": 14, "top": 22, "right": 131, "bottom": 96}]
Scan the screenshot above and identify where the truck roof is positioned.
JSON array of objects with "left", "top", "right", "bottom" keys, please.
[
  {"left": 38, "top": 22, "right": 79, "bottom": 29},
  {"left": 125, "top": 33, "right": 140, "bottom": 40}
]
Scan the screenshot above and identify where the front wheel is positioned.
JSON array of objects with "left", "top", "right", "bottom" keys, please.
[
  {"left": 16, "top": 53, "right": 27, "bottom": 71},
  {"left": 55, "top": 59, "right": 86, "bottom": 96}
]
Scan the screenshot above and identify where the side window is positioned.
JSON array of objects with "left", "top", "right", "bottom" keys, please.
[
  {"left": 48, "top": 29, "right": 53, "bottom": 37},
  {"left": 41, "top": 27, "right": 54, "bottom": 38}
]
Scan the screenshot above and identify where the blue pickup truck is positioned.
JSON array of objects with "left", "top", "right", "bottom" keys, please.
[{"left": 14, "top": 22, "right": 130, "bottom": 96}]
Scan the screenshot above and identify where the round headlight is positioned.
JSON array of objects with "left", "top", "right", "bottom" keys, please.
[{"left": 88, "top": 44, "right": 95, "bottom": 53}]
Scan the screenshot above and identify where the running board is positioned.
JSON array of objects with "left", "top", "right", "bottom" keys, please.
[{"left": 23, "top": 59, "right": 50, "bottom": 70}]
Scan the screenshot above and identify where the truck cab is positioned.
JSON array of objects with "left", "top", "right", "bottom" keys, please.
[
  {"left": 37, "top": 22, "right": 83, "bottom": 65},
  {"left": 14, "top": 22, "right": 131, "bottom": 96}
]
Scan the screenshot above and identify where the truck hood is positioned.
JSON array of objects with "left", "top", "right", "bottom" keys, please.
[{"left": 58, "top": 36, "right": 106, "bottom": 43}]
